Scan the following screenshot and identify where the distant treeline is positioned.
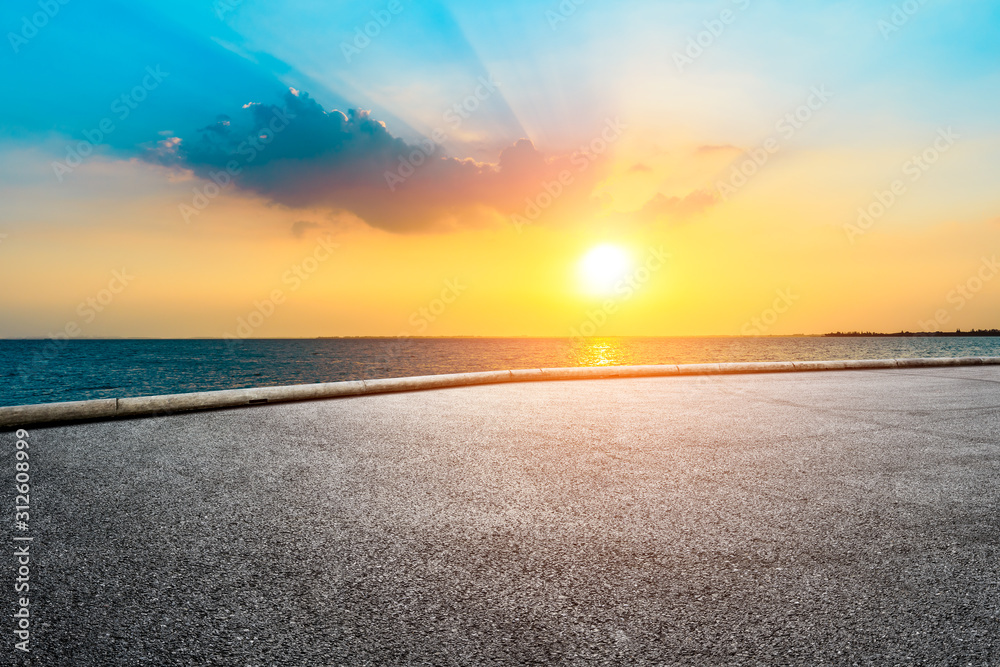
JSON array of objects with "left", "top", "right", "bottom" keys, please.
[{"left": 824, "top": 329, "right": 1000, "bottom": 337}]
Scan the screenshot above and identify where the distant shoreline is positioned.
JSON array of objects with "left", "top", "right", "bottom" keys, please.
[{"left": 823, "top": 330, "right": 1000, "bottom": 337}]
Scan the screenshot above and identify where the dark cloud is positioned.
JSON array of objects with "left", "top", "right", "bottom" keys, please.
[{"left": 158, "top": 90, "right": 610, "bottom": 232}]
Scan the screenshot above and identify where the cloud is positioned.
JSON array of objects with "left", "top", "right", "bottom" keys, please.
[
  {"left": 628, "top": 163, "right": 653, "bottom": 173},
  {"left": 290, "top": 220, "right": 320, "bottom": 238},
  {"left": 156, "top": 90, "right": 612, "bottom": 232},
  {"left": 635, "top": 189, "right": 718, "bottom": 224},
  {"left": 696, "top": 144, "right": 741, "bottom": 155}
]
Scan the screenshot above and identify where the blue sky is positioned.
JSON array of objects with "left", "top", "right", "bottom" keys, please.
[{"left": 5, "top": 0, "right": 996, "bottom": 157}]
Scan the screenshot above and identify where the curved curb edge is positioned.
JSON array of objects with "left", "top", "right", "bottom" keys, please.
[{"left": 3, "top": 356, "right": 998, "bottom": 430}]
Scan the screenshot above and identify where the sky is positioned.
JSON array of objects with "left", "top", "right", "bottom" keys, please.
[{"left": 1, "top": 0, "right": 998, "bottom": 338}]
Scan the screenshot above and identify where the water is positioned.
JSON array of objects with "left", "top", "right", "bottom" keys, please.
[{"left": 1, "top": 336, "right": 999, "bottom": 407}]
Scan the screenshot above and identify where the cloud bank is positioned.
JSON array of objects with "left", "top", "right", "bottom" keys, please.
[{"left": 158, "top": 90, "right": 614, "bottom": 232}]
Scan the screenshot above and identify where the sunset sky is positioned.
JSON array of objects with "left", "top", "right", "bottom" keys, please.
[{"left": 2, "top": 0, "right": 998, "bottom": 338}]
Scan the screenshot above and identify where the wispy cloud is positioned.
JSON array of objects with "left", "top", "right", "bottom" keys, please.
[{"left": 634, "top": 189, "right": 718, "bottom": 224}]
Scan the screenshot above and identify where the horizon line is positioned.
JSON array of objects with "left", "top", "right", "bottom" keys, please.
[{"left": 2, "top": 331, "right": 999, "bottom": 342}]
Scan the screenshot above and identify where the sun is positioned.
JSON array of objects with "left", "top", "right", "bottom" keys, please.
[{"left": 578, "top": 244, "right": 633, "bottom": 295}]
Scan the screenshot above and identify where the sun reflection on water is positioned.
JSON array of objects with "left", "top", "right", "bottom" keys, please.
[{"left": 569, "top": 337, "right": 633, "bottom": 367}]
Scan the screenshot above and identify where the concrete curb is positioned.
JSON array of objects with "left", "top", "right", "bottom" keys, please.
[{"left": 2, "top": 356, "right": 998, "bottom": 430}]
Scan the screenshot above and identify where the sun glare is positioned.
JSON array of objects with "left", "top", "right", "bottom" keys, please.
[{"left": 579, "top": 244, "right": 632, "bottom": 295}]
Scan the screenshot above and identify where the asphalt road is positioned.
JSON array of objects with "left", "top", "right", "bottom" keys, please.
[{"left": 3, "top": 366, "right": 1000, "bottom": 665}]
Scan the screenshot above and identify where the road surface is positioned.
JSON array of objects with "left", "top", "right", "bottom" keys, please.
[{"left": 3, "top": 366, "right": 999, "bottom": 665}]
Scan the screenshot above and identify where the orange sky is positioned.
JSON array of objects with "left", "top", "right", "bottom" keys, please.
[{"left": 2, "top": 2, "right": 999, "bottom": 338}]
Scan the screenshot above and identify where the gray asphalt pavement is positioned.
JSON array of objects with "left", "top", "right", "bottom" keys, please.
[{"left": 3, "top": 366, "right": 1000, "bottom": 665}]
